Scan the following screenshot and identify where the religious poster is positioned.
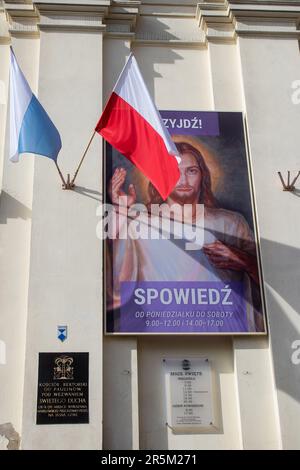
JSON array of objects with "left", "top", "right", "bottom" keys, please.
[{"left": 103, "top": 111, "right": 267, "bottom": 334}]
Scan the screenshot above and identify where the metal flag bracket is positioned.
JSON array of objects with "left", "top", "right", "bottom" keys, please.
[
  {"left": 62, "top": 174, "right": 75, "bottom": 190},
  {"left": 277, "top": 171, "right": 300, "bottom": 192},
  {"left": 56, "top": 131, "right": 96, "bottom": 190}
]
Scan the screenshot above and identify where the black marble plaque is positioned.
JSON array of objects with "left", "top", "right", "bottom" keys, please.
[{"left": 36, "top": 352, "right": 89, "bottom": 425}]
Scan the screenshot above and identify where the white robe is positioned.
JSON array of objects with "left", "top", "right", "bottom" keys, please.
[{"left": 107, "top": 207, "right": 262, "bottom": 332}]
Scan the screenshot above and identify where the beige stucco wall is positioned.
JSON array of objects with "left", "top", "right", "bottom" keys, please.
[{"left": 0, "top": 34, "right": 37, "bottom": 438}]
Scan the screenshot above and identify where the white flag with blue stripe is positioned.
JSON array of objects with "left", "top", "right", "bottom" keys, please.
[{"left": 9, "top": 47, "right": 62, "bottom": 163}]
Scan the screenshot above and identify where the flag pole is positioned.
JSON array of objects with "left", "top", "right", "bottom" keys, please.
[
  {"left": 69, "top": 55, "right": 134, "bottom": 188},
  {"left": 54, "top": 160, "right": 67, "bottom": 188},
  {"left": 70, "top": 130, "right": 96, "bottom": 187}
]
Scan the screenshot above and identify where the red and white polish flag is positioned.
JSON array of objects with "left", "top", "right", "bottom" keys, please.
[{"left": 95, "top": 53, "right": 180, "bottom": 200}]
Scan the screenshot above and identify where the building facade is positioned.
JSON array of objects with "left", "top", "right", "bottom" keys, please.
[{"left": 1, "top": 0, "right": 300, "bottom": 450}]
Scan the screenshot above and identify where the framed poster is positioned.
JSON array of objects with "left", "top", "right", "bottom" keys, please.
[{"left": 103, "top": 111, "right": 267, "bottom": 335}]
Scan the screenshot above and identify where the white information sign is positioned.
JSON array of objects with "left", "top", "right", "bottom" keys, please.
[{"left": 164, "top": 357, "right": 215, "bottom": 433}]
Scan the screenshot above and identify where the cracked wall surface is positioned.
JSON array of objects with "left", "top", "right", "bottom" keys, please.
[{"left": 0, "top": 423, "right": 20, "bottom": 450}]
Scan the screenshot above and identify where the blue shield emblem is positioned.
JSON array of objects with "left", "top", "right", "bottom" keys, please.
[{"left": 57, "top": 325, "right": 67, "bottom": 342}]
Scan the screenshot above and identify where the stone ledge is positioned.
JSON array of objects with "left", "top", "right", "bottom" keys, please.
[
  {"left": 38, "top": 13, "right": 107, "bottom": 31},
  {"left": 132, "top": 38, "right": 206, "bottom": 48},
  {"left": 3, "top": 1, "right": 300, "bottom": 40},
  {"left": 197, "top": 0, "right": 300, "bottom": 40}
]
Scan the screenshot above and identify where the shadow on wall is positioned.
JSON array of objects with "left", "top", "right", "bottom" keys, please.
[
  {"left": 103, "top": 336, "right": 137, "bottom": 450},
  {"left": 73, "top": 185, "right": 102, "bottom": 203},
  {"left": 260, "top": 237, "right": 300, "bottom": 399},
  {"left": 132, "top": 47, "right": 184, "bottom": 100},
  {"left": 103, "top": 41, "right": 131, "bottom": 104},
  {"left": 0, "top": 191, "right": 31, "bottom": 224},
  {"left": 104, "top": 16, "right": 187, "bottom": 100},
  {"left": 131, "top": 14, "right": 204, "bottom": 99}
]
